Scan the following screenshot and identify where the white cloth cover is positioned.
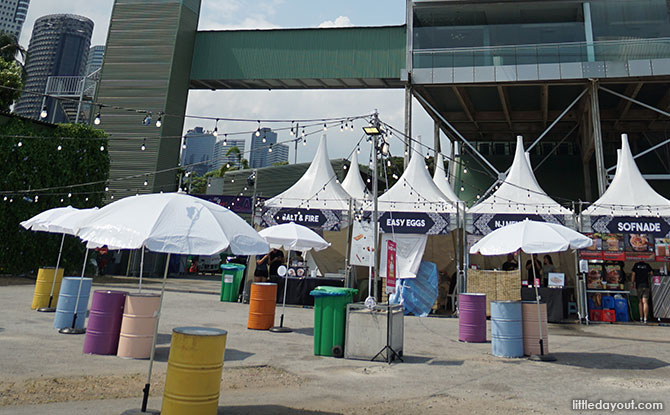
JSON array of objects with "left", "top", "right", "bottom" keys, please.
[
  {"left": 583, "top": 134, "right": 670, "bottom": 217},
  {"left": 469, "top": 219, "right": 592, "bottom": 256},
  {"left": 379, "top": 233, "right": 428, "bottom": 279},
  {"left": 20, "top": 206, "right": 78, "bottom": 232},
  {"left": 258, "top": 222, "right": 330, "bottom": 252},
  {"left": 265, "top": 134, "right": 352, "bottom": 210},
  {"left": 377, "top": 142, "right": 456, "bottom": 213},
  {"left": 78, "top": 193, "right": 269, "bottom": 256},
  {"left": 341, "top": 150, "right": 368, "bottom": 201},
  {"left": 469, "top": 136, "right": 571, "bottom": 215},
  {"left": 432, "top": 153, "right": 461, "bottom": 203}
]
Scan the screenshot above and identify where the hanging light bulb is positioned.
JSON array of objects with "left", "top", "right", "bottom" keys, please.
[
  {"left": 85, "top": 197, "right": 88, "bottom": 202},
  {"left": 425, "top": 153, "right": 430, "bottom": 160},
  {"left": 144, "top": 177, "right": 148, "bottom": 186},
  {"left": 57, "top": 144, "right": 62, "bottom": 151},
  {"left": 303, "top": 138, "right": 307, "bottom": 146},
  {"left": 464, "top": 168, "right": 468, "bottom": 174},
  {"left": 17, "top": 140, "right": 22, "bottom": 147},
  {"left": 256, "top": 120, "right": 261, "bottom": 136},
  {"left": 67, "top": 192, "right": 72, "bottom": 198},
  {"left": 343, "top": 164, "right": 348, "bottom": 170},
  {"left": 110, "top": 194, "right": 114, "bottom": 200},
  {"left": 323, "top": 122, "right": 327, "bottom": 131},
  {"left": 94, "top": 112, "right": 101, "bottom": 125},
  {"left": 262, "top": 137, "right": 266, "bottom": 143},
  {"left": 340, "top": 122, "right": 344, "bottom": 132},
  {"left": 141, "top": 140, "right": 146, "bottom": 151},
  {"left": 460, "top": 186, "right": 465, "bottom": 192},
  {"left": 105, "top": 186, "right": 109, "bottom": 192},
  {"left": 213, "top": 119, "right": 218, "bottom": 137},
  {"left": 476, "top": 194, "right": 481, "bottom": 199},
  {"left": 290, "top": 127, "right": 294, "bottom": 136},
  {"left": 223, "top": 134, "right": 227, "bottom": 145},
  {"left": 155, "top": 113, "right": 162, "bottom": 128},
  {"left": 301, "top": 128, "right": 306, "bottom": 137},
  {"left": 268, "top": 146, "right": 273, "bottom": 153},
  {"left": 100, "top": 145, "right": 105, "bottom": 151},
  {"left": 226, "top": 163, "right": 230, "bottom": 168},
  {"left": 387, "top": 160, "right": 391, "bottom": 167},
  {"left": 357, "top": 147, "right": 360, "bottom": 154},
  {"left": 40, "top": 106, "right": 48, "bottom": 119},
  {"left": 34, "top": 195, "right": 38, "bottom": 202}
]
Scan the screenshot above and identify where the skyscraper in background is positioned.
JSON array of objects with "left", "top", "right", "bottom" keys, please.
[
  {"left": 181, "top": 127, "right": 215, "bottom": 176},
  {"left": 14, "top": 14, "right": 93, "bottom": 122},
  {"left": 212, "top": 137, "right": 246, "bottom": 172},
  {"left": 267, "top": 143, "right": 289, "bottom": 166},
  {"left": 249, "top": 128, "right": 277, "bottom": 169},
  {"left": 86, "top": 45, "right": 105, "bottom": 76},
  {"left": 0, "top": 0, "right": 30, "bottom": 40}
]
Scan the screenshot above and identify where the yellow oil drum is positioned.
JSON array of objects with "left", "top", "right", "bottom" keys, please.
[
  {"left": 117, "top": 293, "right": 161, "bottom": 359},
  {"left": 162, "top": 327, "right": 227, "bottom": 415},
  {"left": 31, "top": 267, "right": 64, "bottom": 310}
]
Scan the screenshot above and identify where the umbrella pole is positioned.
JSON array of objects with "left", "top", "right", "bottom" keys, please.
[
  {"left": 39, "top": 233, "right": 65, "bottom": 312},
  {"left": 530, "top": 256, "right": 545, "bottom": 356},
  {"left": 59, "top": 248, "right": 88, "bottom": 335},
  {"left": 141, "top": 252, "right": 170, "bottom": 412},
  {"left": 271, "top": 250, "right": 292, "bottom": 333},
  {"left": 138, "top": 247, "right": 145, "bottom": 293}
]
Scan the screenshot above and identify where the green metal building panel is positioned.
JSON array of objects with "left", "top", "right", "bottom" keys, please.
[
  {"left": 190, "top": 26, "right": 407, "bottom": 87},
  {"left": 96, "top": 0, "right": 200, "bottom": 198}
]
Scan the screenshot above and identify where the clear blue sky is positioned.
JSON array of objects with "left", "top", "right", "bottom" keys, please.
[{"left": 21, "top": 0, "right": 443, "bottom": 163}]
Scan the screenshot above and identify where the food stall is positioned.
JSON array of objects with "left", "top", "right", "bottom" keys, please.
[
  {"left": 467, "top": 136, "right": 576, "bottom": 322},
  {"left": 580, "top": 134, "right": 670, "bottom": 323}
]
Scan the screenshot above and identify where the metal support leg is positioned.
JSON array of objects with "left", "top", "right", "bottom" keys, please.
[
  {"left": 404, "top": 85, "right": 412, "bottom": 168},
  {"left": 590, "top": 81, "right": 607, "bottom": 196}
]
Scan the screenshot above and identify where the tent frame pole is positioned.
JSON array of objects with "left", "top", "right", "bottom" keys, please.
[
  {"left": 344, "top": 198, "right": 354, "bottom": 288},
  {"left": 40, "top": 233, "right": 65, "bottom": 312}
]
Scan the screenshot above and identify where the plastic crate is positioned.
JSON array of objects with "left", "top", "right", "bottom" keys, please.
[
  {"left": 601, "top": 296, "right": 615, "bottom": 310},
  {"left": 602, "top": 309, "right": 616, "bottom": 322},
  {"left": 589, "top": 310, "right": 603, "bottom": 321},
  {"left": 614, "top": 298, "right": 628, "bottom": 322}
]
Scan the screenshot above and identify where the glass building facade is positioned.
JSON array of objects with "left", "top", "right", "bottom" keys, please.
[{"left": 412, "top": 0, "right": 670, "bottom": 70}]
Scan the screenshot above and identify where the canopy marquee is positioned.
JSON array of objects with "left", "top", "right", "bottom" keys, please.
[{"left": 469, "top": 136, "right": 573, "bottom": 235}]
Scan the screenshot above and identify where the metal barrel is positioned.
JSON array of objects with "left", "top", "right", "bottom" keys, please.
[
  {"left": 31, "top": 267, "right": 64, "bottom": 309},
  {"left": 162, "top": 327, "right": 228, "bottom": 415},
  {"left": 117, "top": 293, "right": 161, "bottom": 359},
  {"left": 82, "top": 290, "right": 128, "bottom": 355},
  {"left": 458, "top": 293, "right": 487, "bottom": 342},
  {"left": 521, "top": 301, "right": 549, "bottom": 356},
  {"left": 491, "top": 301, "right": 524, "bottom": 358},
  {"left": 53, "top": 277, "right": 92, "bottom": 329},
  {"left": 247, "top": 283, "right": 277, "bottom": 330}
]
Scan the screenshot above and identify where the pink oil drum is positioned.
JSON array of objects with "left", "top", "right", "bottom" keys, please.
[
  {"left": 458, "top": 293, "right": 487, "bottom": 343},
  {"left": 117, "top": 293, "right": 161, "bottom": 359},
  {"left": 82, "top": 290, "right": 128, "bottom": 355}
]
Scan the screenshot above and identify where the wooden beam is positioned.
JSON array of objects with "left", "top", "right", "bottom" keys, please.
[
  {"left": 614, "top": 82, "right": 643, "bottom": 129},
  {"left": 541, "top": 85, "right": 549, "bottom": 128},
  {"left": 497, "top": 85, "right": 512, "bottom": 129},
  {"left": 451, "top": 86, "right": 481, "bottom": 136}
]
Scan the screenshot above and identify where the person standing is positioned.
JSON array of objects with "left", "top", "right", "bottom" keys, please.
[
  {"left": 632, "top": 260, "right": 653, "bottom": 323},
  {"left": 502, "top": 253, "right": 518, "bottom": 271},
  {"left": 542, "top": 255, "right": 555, "bottom": 286},
  {"left": 254, "top": 253, "right": 269, "bottom": 282}
]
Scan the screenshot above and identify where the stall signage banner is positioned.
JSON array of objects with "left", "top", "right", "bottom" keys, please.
[
  {"left": 589, "top": 215, "right": 670, "bottom": 237},
  {"left": 386, "top": 240, "right": 397, "bottom": 294},
  {"left": 261, "top": 207, "right": 342, "bottom": 231},
  {"left": 471, "top": 213, "right": 566, "bottom": 235},
  {"left": 378, "top": 211, "right": 450, "bottom": 235}
]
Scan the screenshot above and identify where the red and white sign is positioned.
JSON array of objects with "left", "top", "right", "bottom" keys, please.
[{"left": 386, "top": 240, "right": 397, "bottom": 294}]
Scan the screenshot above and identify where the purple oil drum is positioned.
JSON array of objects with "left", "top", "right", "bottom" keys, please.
[
  {"left": 83, "top": 290, "right": 128, "bottom": 355},
  {"left": 458, "top": 293, "right": 487, "bottom": 343}
]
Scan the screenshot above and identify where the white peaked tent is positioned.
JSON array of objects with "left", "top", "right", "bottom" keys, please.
[
  {"left": 433, "top": 153, "right": 461, "bottom": 204},
  {"left": 265, "top": 134, "right": 352, "bottom": 211},
  {"left": 341, "top": 150, "right": 369, "bottom": 201},
  {"left": 378, "top": 144, "right": 456, "bottom": 213},
  {"left": 469, "top": 136, "right": 572, "bottom": 216},
  {"left": 583, "top": 134, "right": 670, "bottom": 217}
]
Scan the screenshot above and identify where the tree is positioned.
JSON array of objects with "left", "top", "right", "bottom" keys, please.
[
  {"left": 0, "top": 57, "right": 22, "bottom": 112},
  {"left": 224, "top": 146, "right": 249, "bottom": 170},
  {"left": 272, "top": 161, "right": 289, "bottom": 166}
]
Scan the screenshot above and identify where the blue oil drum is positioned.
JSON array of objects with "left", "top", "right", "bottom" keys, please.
[
  {"left": 491, "top": 301, "right": 523, "bottom": 358},
  {"left": 53, "top": 277, "right": 92, "bottom": 330}
]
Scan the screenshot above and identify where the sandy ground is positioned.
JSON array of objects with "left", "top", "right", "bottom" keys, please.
[{"left": 1, "top": 277, "right": 669, "bottom": 414}]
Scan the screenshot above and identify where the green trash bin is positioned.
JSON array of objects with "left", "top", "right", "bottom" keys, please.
[
  {"left": 629, "top": 295, "right": 640, "bottom": 321},
  {"left": 220, "top": 263, "right": 245, "bottom": 302},
  {"left": 310, "top": 286, "right": 358, "bottom": 357}
]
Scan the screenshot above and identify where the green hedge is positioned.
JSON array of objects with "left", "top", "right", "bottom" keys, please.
[{"left": 0, "top": 117, "right": 109, "bottom": 275}]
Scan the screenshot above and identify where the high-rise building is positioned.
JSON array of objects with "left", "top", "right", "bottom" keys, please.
[
  {"left": 0, "top": 0, "right": 30, "bottom": 40},
  {"left": 267, "top": 143, "right": 289, "bottom": 166},
  {"left": 14, "top": 14, "right": 93, "bottom": 123},
  {"left": 181, "top": 127, "right": 215, "bottom": 176},
  {"left": 212, "top": 137, "right": 246, "bottom": 172},
  {"left": 86, "top": 45, "right": 105, "bottom": 76},
  {"left": 249, "top": 128, "right": 278, "bottom": 169}
]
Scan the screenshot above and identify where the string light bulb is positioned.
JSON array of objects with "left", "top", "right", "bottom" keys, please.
[
  {"left": 144, "top": 176, "right": 148, "bottom": 186},
  {"left": 57, "top": 144, "right": 62, "bottom": 151},
  {"left": 17, "top": 141, "right": 22, "bottom": 147},
  {"left": 213, "top": 119, "right": 219, "bottom": 137},
  {"left": 40, "top": 106, "right": 47, "bottom": 119},
  {"left": 94, "top": 112, "right": 101, "bottom": 125},
  {"left": 268, "top": 146, "right": 273, "bottom": 153},
  {"left": 141, "top": 140, "right": 146, "bottom": 151},
  {"left": 323, "top": 123, "right": 327, "bottom": 131},
  {"left": 255, "top": 121, "right": 261, "bottom": 136},
  {"left": 100, "top": 145, "right": 105, "bottom": 151}
]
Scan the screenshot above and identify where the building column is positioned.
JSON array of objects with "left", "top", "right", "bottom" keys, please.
[
  {"left": 590, "top": 80, "right": 607, "bottom": 196},
  {"left": 433, "top": 120, "right": 441, "bottom": 158},
  {"left": 404, "top": 84, "right": 412, "bottom": 167}
]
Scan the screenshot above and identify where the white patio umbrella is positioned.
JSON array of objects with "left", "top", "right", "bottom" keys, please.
[
  {"left": 20, "top": 206, "right": 91, "bottom": 312},
  {"left": 469, "top": 219, "right": 592, "bottom": 360},
  {"left": 76, "top": 192, "right": 269, "bottom": 413},
  {"left": 258, "top": 222, "right": 331, "bottom": 332}
]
